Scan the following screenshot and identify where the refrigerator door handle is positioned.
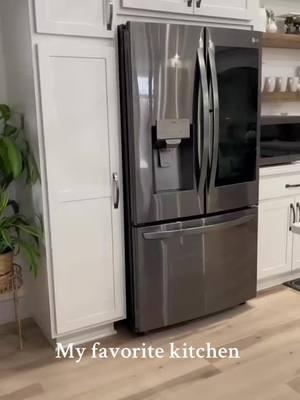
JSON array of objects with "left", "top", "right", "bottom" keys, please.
[
  {"left": 207, "top": 31, "right": 220, "bottom": 192},
  {"left": 197, "top": 30, "right": 210, "bottom": 193},
  {"left": 143, "top": 214, "right": 255, "bottom": 240}
]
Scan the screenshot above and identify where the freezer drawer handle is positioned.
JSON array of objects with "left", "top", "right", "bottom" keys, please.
[
  {"left": 143, "top": 214, "right": 255, "bottom": 240},
  {"left": 286, "top": 184, "right": 300, "bottom": 188},
  {"left": 113, "top": 172, "right": 119, "bottom": 209}
]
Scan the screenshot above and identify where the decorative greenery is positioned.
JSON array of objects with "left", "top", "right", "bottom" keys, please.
[
  {"left": 266, "top": 9, "right": 275, "bottom": 22},
  {"left": 0, "top": 104, "right": 41, "bottom": 277},
  {"left": 0, "top": 104, "right": 39, "bottom": 189}
]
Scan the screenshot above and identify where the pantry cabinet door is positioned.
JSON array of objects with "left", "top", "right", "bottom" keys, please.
[
  {"left": 258, "top": 198, "right": 293, "bottom": 280},
  {"left": 121, "top": 0, "right": 194, "bottom": 14},
  {"left": 34, "top": 0, "right": 115, "bottom": 38},
  {"left": 194, "top": 0, "right": 255, "bottom": 20},
  {"left": 37, "top": 43, "right": 125, "bottom": 335}
]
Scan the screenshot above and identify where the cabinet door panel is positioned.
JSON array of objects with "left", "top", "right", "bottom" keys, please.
[
  {"left": 258, "top": 198, "right": 293, "bottom": 280},
  {"left": 121, "top": 0, "right": 194, "bottom": 14},
  {"left": 195, "top": 0, "right": 254, "bottom": 20},
  {"left": 34, "top": 0, "right": 114, "bottom": 38},
  {"left": 38, "top": 43, "right": 125, "bottom": 334}
]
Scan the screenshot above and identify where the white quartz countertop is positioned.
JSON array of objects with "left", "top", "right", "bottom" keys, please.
[{"left": 260, "top": 162, "right": 300, "bottom": 177}]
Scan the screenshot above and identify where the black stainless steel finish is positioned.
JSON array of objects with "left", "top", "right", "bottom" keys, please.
[
  {"left": 132, "top": 207, "right": 257, "bottom": 332},
  {"left": 197, "top": 30, "right": 209, "bottom": 195},
  {"left": 122, "top": 22, "right": 206, "bottom": 225},
  {"left": 206, "top": 28, "right": 261, "bottom": 214},
  {"left": 118, "top": 22, "right": 260, "bottom": 333}
]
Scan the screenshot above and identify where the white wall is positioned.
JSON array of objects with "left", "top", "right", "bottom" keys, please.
[
  {"left": 0, "top": 10, "right": 31, "bottom": 325},
  {"left": 261, "top": 0, "right": 300, "bottom": 15},
  {"left": 0, "top": 18, "right": 7, "bottom": 102}
]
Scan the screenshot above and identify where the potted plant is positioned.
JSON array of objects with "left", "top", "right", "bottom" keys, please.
[
  {"left": 0, "top": 104, "right": 41, "bottom": 278},
  {"left": 0, "top": 190, "right": 41, "bottom": 279}
]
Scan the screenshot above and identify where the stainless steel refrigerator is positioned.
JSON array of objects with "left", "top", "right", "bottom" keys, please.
[{"left": 118, "top": 22, "right": 261, "bottom": 333}]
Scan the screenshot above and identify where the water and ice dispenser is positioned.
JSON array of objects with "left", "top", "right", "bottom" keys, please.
[{"left": 153, "top": 118, "right": 194, "bottom": 192}]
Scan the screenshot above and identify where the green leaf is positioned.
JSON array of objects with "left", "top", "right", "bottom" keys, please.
[
  {"left": 3, "top": 125, "right": 18, "bottom": 137},
  {"left": 0, "top": 104, "right": 11, "bottom": 122},
  {"left": 3, "top": 137, "right": 23, "bottom": 179}
]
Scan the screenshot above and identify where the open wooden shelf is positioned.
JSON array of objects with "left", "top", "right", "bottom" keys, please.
[
  {"left": 262, "top": 92, "right": 300, "bottom": 102},
  {"left": 261, "top": 115, "right": 300, "bottom": 126},
  {"left": 263, "top": 32, "right": 300, "bottom": 49}
]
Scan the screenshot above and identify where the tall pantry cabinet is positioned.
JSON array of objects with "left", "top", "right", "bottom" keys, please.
[{"left": 0, "top": 0, "right": 126, "bottom": 345}]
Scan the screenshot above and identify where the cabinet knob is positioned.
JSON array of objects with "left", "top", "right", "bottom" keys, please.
[
  {"left": 196, "top": 0, "right": 202, "bottom": 7},
  {"left": 187, "top": 0, "right": 192, "bottom": 7}
]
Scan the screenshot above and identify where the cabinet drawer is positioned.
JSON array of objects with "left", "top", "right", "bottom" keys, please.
[
  {"left": 34, "top": 0, "right": 114, "bottom": 38},
  {"left": 260, "top": 173, "right": 300, "bottom": 201}
]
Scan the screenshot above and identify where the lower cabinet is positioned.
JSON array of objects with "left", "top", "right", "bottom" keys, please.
[
  {"left": 258, "top": 167, "right": 300, "bottom": 286},
  {"left": 258, "top": 197, "right": 293, "bottom": 280},
  {"left": 37, "top": 42, "right": 126, "bottom": 335}
]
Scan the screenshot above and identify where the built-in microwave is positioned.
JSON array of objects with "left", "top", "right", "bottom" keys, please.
[{"left": 260, "top": 116, "right": 300, "bottom": 166}]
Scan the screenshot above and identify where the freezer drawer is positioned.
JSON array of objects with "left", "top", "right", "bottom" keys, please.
[
  {"left": 204, "top": 209, "right": 258, "bottom": 315},
  {"left": 131, "top": 208, "right": 257, "bottom": 333}
]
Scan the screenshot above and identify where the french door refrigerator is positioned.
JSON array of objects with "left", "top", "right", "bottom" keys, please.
[{"left": 118, "top": 22, "right": 261, "bottom": 333}]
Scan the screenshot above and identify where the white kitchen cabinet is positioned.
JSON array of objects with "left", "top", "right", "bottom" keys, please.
[
  {"left": 258, "top": 198, "right": 293, "bottom": 280},
  {"left": 194, "top": 0, "right": 255, "bottom": 20},
  {"left": 34, "top": 0, "right": 115, "bottom": 37},
  {"left": 121, "top": 0, "right": 194, "bottom": 14},
  {"left": 37, "top": 42, "right": 125, "bottom": 334},
  {"left": 120, "top": 0, "right": 257, "bottom": 20},
  {"left": 258, "top": 165, "right": 300, "bottom": 290}
]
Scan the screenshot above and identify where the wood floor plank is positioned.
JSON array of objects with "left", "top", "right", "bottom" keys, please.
[{"left": 1, "top": 286, "right": 300, "bottom": 400}]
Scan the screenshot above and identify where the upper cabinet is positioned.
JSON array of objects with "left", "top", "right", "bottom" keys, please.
[
  {"left": 195, "top": 0, "right": 255, "bottom": 20},
  {"left": 34, "top": 0, "right": 115, "bottom": 38},
  {"left": 120, "top": 0, "right": 256, "bottom": 20},
  {"left": 121, "top": 0, "right": 194, "bottom": 14}
]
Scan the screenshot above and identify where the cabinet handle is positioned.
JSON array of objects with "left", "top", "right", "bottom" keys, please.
[
  {"left": 290, "top": 203, "right": 296, "bottom": 230},
  {"left": 113, "top": 173, "right": 119, "bottom": 209},
  {"left": 187, "top": 0, "right": 192, "bottom": 7},
  {"left": 297, "top": 202, "right": 300, "bottom": 222},
  {"left": 286, "top": 184, "right": 300, "bottom": 188},
  {"left": 196, "top": 0, "right": 202, "bottom": 7},
  {"left": 106, "top": 0, "right": 113, "bottom": 31}
]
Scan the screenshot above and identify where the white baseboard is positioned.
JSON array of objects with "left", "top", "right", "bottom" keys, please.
[
  {"left": 258, "top": 270, "right": 300, "bottom": 291},
  {"left": 49, "top": 323, "right": 116, "bottom": 349}
]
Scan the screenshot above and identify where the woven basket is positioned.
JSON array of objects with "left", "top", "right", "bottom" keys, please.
[
  {"left": 0, "top": 264, "right": 23, "bottom": 295},
  {"left": 0, "top": 252, "right": 13, "bottom": 276}
]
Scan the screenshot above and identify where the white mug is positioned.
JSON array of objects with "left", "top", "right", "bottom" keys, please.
[
  {"left": 264, "top": 77, "right": 275, "bottom": 93},
  {"left": 275, "top": 77, "right": 287, "bottom": 92},
  {"left": 287, "top": 77, "right": 299, "bottom": 92}
]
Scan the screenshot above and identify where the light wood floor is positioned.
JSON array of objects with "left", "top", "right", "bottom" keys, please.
[{"left": 1, "top": 286, "right": 300, "bottom": 399}]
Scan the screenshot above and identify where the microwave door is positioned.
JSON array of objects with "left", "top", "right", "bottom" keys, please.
[{"left": 206, "top": 27, "right": 261, "bottom": 214}]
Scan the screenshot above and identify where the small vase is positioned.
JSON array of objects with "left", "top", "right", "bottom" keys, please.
[
  {"left": 0, "top": 252, "right": 13, "bottom": 276},
  {"left": 267, "top": 20, "right": 278, "bottom": 33}
]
